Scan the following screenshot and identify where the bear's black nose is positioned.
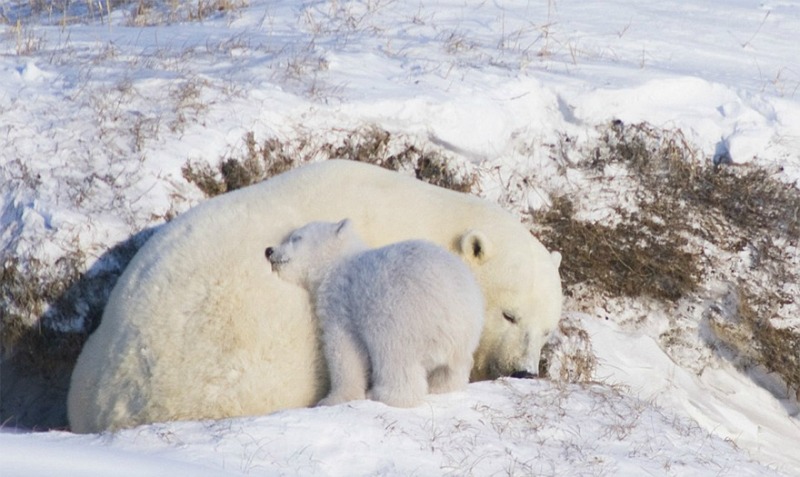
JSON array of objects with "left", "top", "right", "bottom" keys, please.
[
  {"left": 510, "top": 371, "right": 537, "bottom": 379},
  {"left": 265, "top": 247, "right": 274, "bottom": 259}
]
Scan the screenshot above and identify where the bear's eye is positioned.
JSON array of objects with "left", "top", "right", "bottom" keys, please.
[
  {"left": 290, "top": 235, "right": 302, "bottom": 244},
  {"left": 502, "top": 312, "right": 519, "bottom": 325}
]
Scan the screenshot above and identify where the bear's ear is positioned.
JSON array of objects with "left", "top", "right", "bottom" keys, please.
[
  {"left": 459, "top": 230, "right": 494, "bottom": 264},
  {"left": 335, "top": 219, "right": 352, "bottom": 236},
  {"left": 550, "top": 251, "right": 562, "bottom": 269}
]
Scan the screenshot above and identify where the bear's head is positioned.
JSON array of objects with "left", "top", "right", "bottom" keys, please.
[
  {"left": 457, "top": 230, "right": 563, "bottom": 381},
  {"left": 266, "top": 219, "right": 364, "bottom": 289}
]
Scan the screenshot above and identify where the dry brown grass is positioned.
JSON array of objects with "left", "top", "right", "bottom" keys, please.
[
  {"left": 538, "top": 121, "right": 798, "bottom": 296},
  {"left": 536, "top": 195, "right": 700, "bottom": 302},
  {"left": 182, "top": 126, "right": 478, "bottom": 197},
  {"left": 1, "top": 254, "right": 84, "bottom": 363},
  {"left": 707, "top": 287, "right": 800, "bottom": 394},
  {"left": 536, "top": 120, "right": 800, "bottom": 395},
  {"left": 592, "top": 121, "right": 799, "bottom": 246},
  {"left": 182, "top": 132, "right": 295, "bottom": 196},
  {"left": 2, "top": 0, "right": 249, "bottom": 27},
  {"left": 1, "top": 230, "right": 153, "bottom": 428},
  {"left": 539, "top": 315, "right": 596, "bottom": 383},
  {"left": 1, "top": 231, "right": 152, "bottom": 371}
]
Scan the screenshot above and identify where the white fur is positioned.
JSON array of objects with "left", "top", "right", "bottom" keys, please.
[
  {"left": 67, "top": 160, "right": 562, "bottom": 433},
  {"left": 269, "top": 220, "right": 483, "bottom": 407}
]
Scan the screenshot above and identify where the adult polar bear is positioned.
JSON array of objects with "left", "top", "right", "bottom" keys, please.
[{"left": 68, "top": 160, "right": 563, "bottom": 433}]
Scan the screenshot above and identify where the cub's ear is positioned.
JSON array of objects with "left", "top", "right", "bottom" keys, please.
[
  {"left": 459, "top": 230, "right": 494, "bottom": 264},
  {"left": 335, "top": 218, "right": 352, "bottom": 236},
  {"left": 550, "top": 251, "right": 562, "bottom": 269}
]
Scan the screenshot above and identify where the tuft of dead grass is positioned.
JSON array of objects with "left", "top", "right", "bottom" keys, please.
[
  {"left": 319, "top": 126, "right": 479, "bottom": 193},
  {"left": 536, "top": 120, "right": 800, "bottom": 396},
  {"left": 539, "top": 314, "right": 596, "bottom": 383},
  {"left": 1, "top": 253, "right": 84, "bottom": 362},
  {"left": 538, "top": 121, "right": 798, "bottom": 299},
  {"left": 593, "top": 120, "right": 799, "bottom": 247},
  {"left": 600, "top": 122, "right": 800, "bottom": 395},
  {"left": 186, "top": 0, "right": 248, "bottom": 22},
  {"left": 1, "top": 230, "right": 153, "bottom": 428},
  {"left": 3, "top": 0, "right": 249, "bottom": 27},
  {"left": 182, "top": 126, "right": 478, "bottom": 197},
  {"left": 1, "top": 232, "right": 152, "bottom": 367},
  {"left": 706, "top": 286, "right": 800, "bottom": 395},
  {"left": 181, "top": 131, "right": 301, "bottom": 196},
  {"left": 537, "top": 195, "right": 700, "bottom": 302}
]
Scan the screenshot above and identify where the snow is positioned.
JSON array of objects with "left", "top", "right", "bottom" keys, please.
[
  {"left": 1, "top": 379, "right": 790, "bottom": 476},
  {"left": 2, "top": 0, "right": 799, "bottom": 475},
  {"left": 583, "top": 314, "right": 800, "bottom": 472}
]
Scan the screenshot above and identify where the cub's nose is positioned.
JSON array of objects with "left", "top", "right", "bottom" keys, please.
[
  {"left": 510, "top": 371, "right": 537, "bottom": 379},
  {"left": 265, "top": 247, "right": 274, "bottom": 259}
]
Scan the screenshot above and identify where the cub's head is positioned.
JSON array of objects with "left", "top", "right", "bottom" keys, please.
[
  {"left": 456, "top": 230, "right": 563, "bottom": 381},
  {"left": 265, "top": 219, "right": 363, "bottom": 288}
]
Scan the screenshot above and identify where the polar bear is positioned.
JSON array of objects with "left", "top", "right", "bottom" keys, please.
[
  {"left": 68, "top": 159, "right": 562, "bottom": 433},
  {"left": 267, "top": 219, "right": 484, "bottom": 407}
]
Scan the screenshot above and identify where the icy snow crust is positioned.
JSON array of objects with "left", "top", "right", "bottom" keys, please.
[{"left": 2, "top": 1, "right": 799, "bottom": 475}]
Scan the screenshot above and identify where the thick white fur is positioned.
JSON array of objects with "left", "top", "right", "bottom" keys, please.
[
  {"left": 67, "top": 160, "right": 562, "bottom": 433},
  {"left": 268, "top": 220, "right": 484, "bottom": 407}
]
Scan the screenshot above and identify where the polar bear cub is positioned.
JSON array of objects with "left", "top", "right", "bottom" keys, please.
[{"left": 266, "top": 219, "right": 484, "bottom": 407}]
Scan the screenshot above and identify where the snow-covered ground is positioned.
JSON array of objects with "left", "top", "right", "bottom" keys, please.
[
  {"left": 2, "top": 1, "right": 799, "bottom": 475},
  {"left": 2, "top": 379, "right": 790, "bottom": 476}
]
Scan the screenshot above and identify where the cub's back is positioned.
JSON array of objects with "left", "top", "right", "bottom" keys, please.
[{"left": 322, "top": 240, "right": 483, "bottom": 328}]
